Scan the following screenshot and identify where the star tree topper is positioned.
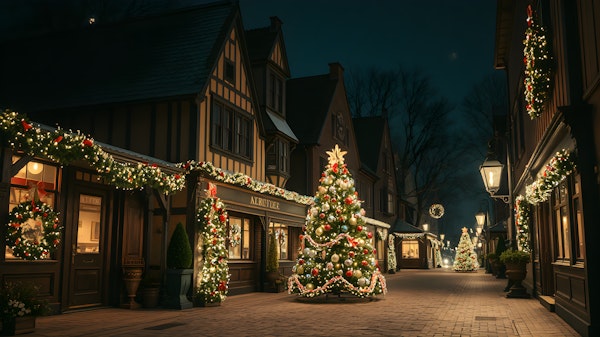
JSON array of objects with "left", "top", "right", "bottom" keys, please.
[{"left": 326, "top": 144, "right": 347, "bottom": 165}]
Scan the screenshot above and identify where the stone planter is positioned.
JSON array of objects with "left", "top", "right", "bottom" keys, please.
[
  {"left": 505, "top": 262, "right": 530, "bottom": 298},
  {"left": 122, "top": 260, "right": 144, "bottom": 309},
  {"left": 1, "top": 316, "right": 36, "bottom": 336},
  {"left": 166, "top": 268, "right": 193, "bottom": 309}
]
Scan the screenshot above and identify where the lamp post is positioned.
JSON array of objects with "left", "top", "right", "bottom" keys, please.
[{"left": 480, "top": 137, "right": 515, "bottom": 249}]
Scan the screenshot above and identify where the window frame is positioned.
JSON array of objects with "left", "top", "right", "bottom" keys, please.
[{"left": 210, "top": 98, "right": 253, "bottom": 161}]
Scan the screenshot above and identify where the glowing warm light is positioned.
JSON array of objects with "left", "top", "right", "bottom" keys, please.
[
  {"left": 440, "top": 234, "right": 445, "bottom": 241},
  {"left": 476, "top": 227, "right": 482, "bottom": 235},
  {"left": 27, "top": 161, "right": 43, "bottom": 174}
]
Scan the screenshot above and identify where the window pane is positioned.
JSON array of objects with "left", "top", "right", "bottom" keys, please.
[
  {"left": 228, "top": 217, "right": 242, "bottom": 259},
  {"left": 76, "top": 194, "right": 102, "bottom": 254},
  {"left": 402, "top": 240, "right": 419, "bottom": 259},
  {"left": 270, "top": 223, "right": 288, "bottom": 260},
  {"left": 555, "top": 209, "right": 563, "bottom": 259},
  {"left": 242, "top": 219, "right": 250, "bottom": 259},
  {"left": 561, "top": 205, "right": 570, "bottom": 259}
]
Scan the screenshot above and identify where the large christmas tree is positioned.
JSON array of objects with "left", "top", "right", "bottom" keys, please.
[
  {"left": 453, "top": 227, "right": 479, "bottom": 272},
  {"left": 287, "top": 145, "right": 387, "bottom": 298}
]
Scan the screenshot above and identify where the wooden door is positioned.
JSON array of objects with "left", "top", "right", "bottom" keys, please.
[{"left": 66, "top": 189, "right": 109, "bottom": 309}]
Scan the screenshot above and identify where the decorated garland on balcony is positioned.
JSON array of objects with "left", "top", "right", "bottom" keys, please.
[
  {"left": 5, "top": 200, "right": 62, "bottom": 260},
  {"left": 514, "top": 195, "right": 531, "bottom": 253},
  {"left": 523, "top": 4, "right": 553, "bottom": 119},
  {"left": 194, "top": 196, "right": 229, "bottom": 304},
  {"left": 525, "top": 149, "right": 576, "bottom": 203}
]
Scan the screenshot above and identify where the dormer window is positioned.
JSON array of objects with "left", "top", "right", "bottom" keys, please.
[
  {"left": 333, "top": 112, "right": 347, "bottom": 144},
  {"left": 268, "top": 73, "right": 283, "bottom": 113}
]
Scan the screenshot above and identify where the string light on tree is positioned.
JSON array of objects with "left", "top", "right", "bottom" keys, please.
[{"left": 287, "top": 145, "right": 387, "bottom": 298}]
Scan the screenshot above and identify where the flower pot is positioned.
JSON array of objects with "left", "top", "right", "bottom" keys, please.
[
  {"left": 122, "top": 265, "right": 144, "bottom": 309},
  {"left": 505, "top": 262, "right": 530, "bottom": 298},
  {"left": 142, "top": 287, "right": 160, "bottom": 308},
  {"left": 1, "top": 316, "right": 36, "bottom": 336},
  {"left": 166, "top": 269, "right": 193, "bottom": 309}
]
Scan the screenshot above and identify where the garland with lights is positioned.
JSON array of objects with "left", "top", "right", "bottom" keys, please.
[
  {"left": 429, "top": 204, "right": 444, "bottom": 219},
  {"left": 287, "top": 145, "right": 386, "bottom": 298},
  {"left": 1, "top": 110, "right": 313, "bottom": 205},
  {"left": 5, "top": 200, "right": 62, "bottom": 260},
  {"left": 0, "top": 110, "right": 185, "bottom": 194},
  {"left": 194, "top": 196, "right": 229, "bottom": 305},
  {"left": 514, "top": 195, "right": 532, "bottom": 253},
  {"left": 180, "top": 160, "right": 313, "bottom": 205},
  {"left": 525, "top": 149, "right": 575, "bottom": 203},
  {"left": 523, "top": 4, "right": 553, "bottom": 119},
  {"left": 515, "top": 149, "right": 575, "bottom": 252}
]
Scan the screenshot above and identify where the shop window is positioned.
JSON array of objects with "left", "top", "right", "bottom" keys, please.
[
  {"left": 6, "top": 158, "right": 59, "bottom": 259},
  {"left": 571, "top": 174, "right": 584, "bottom": 261},
  {"left": 553, "top": 181, "right": 570, "bottom": 261},
  {"left": 270, "top": 223, "right": 289, "bottom": 260},
  {"left": 402, "top": 240, "right": 419, "bottom": 259},
  {"left": 228, "top": 216, "right": 251, "bottom": 260}
]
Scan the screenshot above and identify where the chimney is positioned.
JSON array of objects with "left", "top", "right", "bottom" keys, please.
[
  {"left": 270, "top": 16, "right": 283, "bottom": 32},
  {"left": 328, "top": 62, "right": 344, "bottom": 80}
]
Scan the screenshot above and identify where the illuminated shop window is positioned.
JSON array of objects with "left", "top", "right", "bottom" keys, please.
[
  {"left": 270, "top": 223, "right": 288, "bottom": 260},
  {"left": 402, "top": 240, "right": 419, "bottom": 259},
  {"left": 6, "top": 158, "right": 59, "bottom": 259},
  {"left": 228, "top": 217, "right": 251, "bottom": 260}
]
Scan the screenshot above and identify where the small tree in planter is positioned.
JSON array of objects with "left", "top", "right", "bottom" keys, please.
[
  {"left": 265, "top": 229, "right": 280, "bottom": 290},
  {"left": 166, "top": 222, "right": 193, "bottom": 309},
  {"left": 500, "top": 249, "right": 531, "bottom": 298}
]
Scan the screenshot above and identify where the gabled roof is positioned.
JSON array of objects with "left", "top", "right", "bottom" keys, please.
[
  {"left": 391, "top": 218, "right": 422, "bottom": 233},
  {"left": 286, "top": 74, "right": 338, "bottom": 144},
  {"left": 245, "top": 17, "right": 290, "bottom": 76},
  {"left": 0, "top": 0, "right": 237, "bottom": 113},
  {"left": 353, "top": 116, "right": 385, "bottom": 173}
]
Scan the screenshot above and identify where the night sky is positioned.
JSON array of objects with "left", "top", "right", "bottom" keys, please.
[
  {"left": 240, "top": 0, "right": 498, "bottom": 104},
  {"left": 240, "top": 0, "right": 499, "bottom": 243}
]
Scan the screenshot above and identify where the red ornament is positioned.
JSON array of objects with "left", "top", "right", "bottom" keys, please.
[
  {"left": 367, "top": 232, "right": 373, "bottom": 239},
  {"left": 53, "top": 135, "right": 63, "bottom": 144},
  {"left": 324, "top": 224, "right": 331, "bottom": 231},
  {"left": 219, "top": 214, "right": 227, "bottom": 222},
  {"left": 21, "top": 119, "right": 32, "bottom": 131},
  {"left": 361, "top": 260, "right": 368, "bottom": 266},
  {"left": 348, "top": 251, "right": 355, "bottom": 258},
  {"left": 357, "top": 225, "right": 363, "bottom": 232},
  {"left": 311, "top": 268, "right": 319, "bottom": 276},
  {"left": 298, "top": 259, "right": 305, "bottom": 265},
  {"left": 344, "top": 197, "right": 353, "bottom": 205},
  {"left": 363, "top": 249, "right": 369, "bottom": 254},
  {"left": 83, "top": 139, "right": 94, "bottom": 147},
  {"left": 319, "top": 213, "right": 325, "bottom": 219},
  {"left": 345, "top": 270, "right": 353, "bottom": 277}
]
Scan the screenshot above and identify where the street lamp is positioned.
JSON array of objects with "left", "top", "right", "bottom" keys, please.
[
  {"left": 479, "top": 142, "right": 510, "bottom": 204},
  {"left": 476, "top": 227, "right": 482, "bottom": 235},
  {"left": 422, "top": 223, "right": 429, "bottom": 232},
  {"left": 440, "top": 233, "right": 445, "bottom": 241},
  {"left": 475, "top": 212, "right": 486, "bottom": 227}
]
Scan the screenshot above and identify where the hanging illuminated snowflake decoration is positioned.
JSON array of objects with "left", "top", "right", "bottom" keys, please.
[
  {"left": 523, "top": 4, "right": 553, "bottom": 119},
  {"left": 429, "top": 204, "right": 445, "bottom": 219}
]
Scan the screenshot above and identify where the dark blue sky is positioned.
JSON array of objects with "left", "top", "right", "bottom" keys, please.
[{"left": 240, "top": 0, "right": 498, "bottom": 104}]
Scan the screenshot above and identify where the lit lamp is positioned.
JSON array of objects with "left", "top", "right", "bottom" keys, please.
[
  {"left": 472, "top": 236, "right": 478, "bottom": 245},
  {"left": 27, "top": 161, "right": 43, "bottom": 175},
  {"left": 422, "top": 223, "right": 429, "bottom": 232},
  {"left": 476, "top": 227, "right": 483, "bottom": 235},
  {"left": 479, "top": 159, "right": 504, "bottom": 195},
  {"left": 475, "top": 212, "right": 486, "bottom": 227},
  {"left": 440, "top": 233, "right": 445, "bottom": 241}
]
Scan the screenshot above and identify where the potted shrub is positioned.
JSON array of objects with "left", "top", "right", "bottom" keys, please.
[
  {"left": 166, "top": 222, "right": 193, "bottom": 309},
  {"left": 265, "top": 230, "right": 280, "bottom": 287},
  {"left": 500, "top": 249, "right": 531, "bottom": 298},
  {"left": 1, "top": 281, "right": 48, "bottom": 335}
]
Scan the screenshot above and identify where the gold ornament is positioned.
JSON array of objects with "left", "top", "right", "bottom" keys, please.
[
  {"left": 315, "top": 227, "right": 324, "bottom": 236},
  {"left": 297, "top": 265, "right": 304, "bottom": 274},
  {"left": 331, "top": 253, "right": 340, "bottom": 263},
  {"left": 353, "top": 270, "right": 363, "bottom": 278},
  {"left": 306, "top": 283, "right": 314, "bottom": 290}
]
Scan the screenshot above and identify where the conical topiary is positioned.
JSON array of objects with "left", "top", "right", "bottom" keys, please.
[{"left": 167, "top": 223, "right": 193, "bottom": 269}]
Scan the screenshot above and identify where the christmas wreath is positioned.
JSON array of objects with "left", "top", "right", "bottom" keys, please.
[
  {"left": 429, "top": 204, "right": 445, "bottom": 219},
  {"left": 5, "top": 200, "right": 62, "bottom": 260},
  {"left": 523, "top": 5, "right": 553, "bottom": 119}
]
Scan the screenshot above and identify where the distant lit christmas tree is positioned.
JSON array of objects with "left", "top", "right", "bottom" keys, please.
[
  {"left": 453, "top": 227, "right": 479, "bottom": 272},
  {"left": 287, "top": 145, "right": 387, "bottom": 298}
]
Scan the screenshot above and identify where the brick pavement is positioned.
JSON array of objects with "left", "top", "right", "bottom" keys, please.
[{"left": 31, "top": 268, "right": 580, "bottom": 337}]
